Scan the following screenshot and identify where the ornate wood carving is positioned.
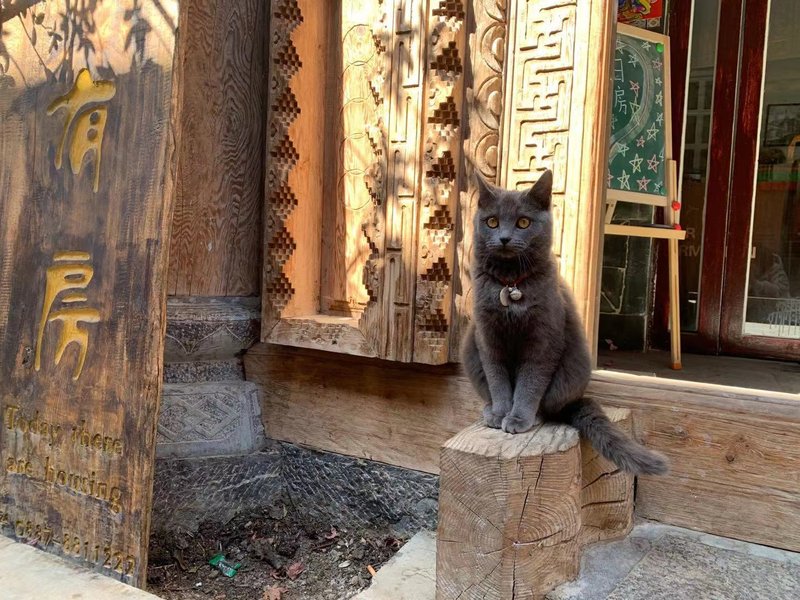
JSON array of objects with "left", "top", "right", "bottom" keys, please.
[
  {"left": 262, "top": 0, "right": 609, "bottom": 362},
  {"left": 450, "top": 0, "right": 507, "bottom": 360},
  {"left": 264, "top": 0, "right": 304, "bottom": 326},
  {"left": 414, "top": 0, "right": 468, "bottom": 364},
  {"left": 264, "top": 0, "right": 459, "bottom": 364},
  {"left": 497, "top": 0, "right": 613, "bottom": 342},
  {"left": 500, "top": 0, "right": 576, "bottom": 253}
]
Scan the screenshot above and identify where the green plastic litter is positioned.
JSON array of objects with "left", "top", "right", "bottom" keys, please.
[{"left": 209, "top": 554, "right": 241, "bottom": 577}]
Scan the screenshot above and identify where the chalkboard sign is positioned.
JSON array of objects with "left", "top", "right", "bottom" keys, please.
[{"left": 608, "top": 24, "right": 673, "bottom": 205}]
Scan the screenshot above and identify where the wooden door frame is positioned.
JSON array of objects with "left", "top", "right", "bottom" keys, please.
[
  {"left": 719, "top": 0, "right": 800, "bottom": 359},
  {"left": 654, "top": 0, "right": 798, "bottom": 359},
  {"left": 655, "top": 0, "right": 743, "bottom": 354}
]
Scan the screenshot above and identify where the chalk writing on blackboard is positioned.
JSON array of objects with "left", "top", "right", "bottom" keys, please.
[{"left": 608, "top": 26, "right": 670, "bottom": 201}]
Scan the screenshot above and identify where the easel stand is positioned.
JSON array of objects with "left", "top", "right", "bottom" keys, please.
[
  {"left": 605, "top": 161, "right": 686, "bottom": 369},
  {"left": 606, "top": 24, "right": 686, "bottom": 370}
]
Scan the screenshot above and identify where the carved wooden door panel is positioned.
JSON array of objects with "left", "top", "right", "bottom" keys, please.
[
  {"left": 263, "top": 0, "right": 613, "bottom": 364},
  {"left": 263, "top": 0, "right": 467, "bottom": 364},
  {"left": 453, "top": 0, "right": 614, "bottom": 361}
]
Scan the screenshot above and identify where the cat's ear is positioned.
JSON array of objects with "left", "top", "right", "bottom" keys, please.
[
  {"left": 475, "top": 174, "right": 497, "bottom": 208},
  {"left": 526, "top": 169, "right": 553, "bottom": 211}
]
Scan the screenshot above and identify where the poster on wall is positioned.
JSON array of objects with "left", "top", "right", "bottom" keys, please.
[{"left": 618, "top": 0, "right": 666, "bottom": 33}]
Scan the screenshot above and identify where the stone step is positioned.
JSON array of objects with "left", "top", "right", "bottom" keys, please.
[
  {"left": 353, "top": 523, "right": 800, "bottom": 600},
  {"left": 353, "top": 531, "right": 436, "bottom": 600},
  {"left": 157, "top": 381, "right": 265, "bottom": 459},
  {"left": 164, "top": 297, "right": 260, "bottom": 363},
  {"left": 0, "top": 536, "right": 160, "bottom": 599}
]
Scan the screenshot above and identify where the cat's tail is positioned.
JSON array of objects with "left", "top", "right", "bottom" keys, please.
[{"left": 554, "top": 397, "right": 669, "bottom": 476}]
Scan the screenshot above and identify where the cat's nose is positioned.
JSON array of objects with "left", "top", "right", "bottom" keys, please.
[{"left": 500, "top": 237, "right": 511, "bottom": 245}]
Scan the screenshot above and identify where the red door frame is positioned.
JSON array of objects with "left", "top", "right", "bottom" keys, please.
[
  {"left": 719, "top": 0, "right": 800, "bottom": 359},
  {"left": 654, "top": 0, "right": 798, "bottom": 360}
]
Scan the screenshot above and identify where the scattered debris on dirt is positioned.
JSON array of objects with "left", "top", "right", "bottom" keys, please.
[{"left": 147, "top": 496, "right": 406, "bottom": 600}]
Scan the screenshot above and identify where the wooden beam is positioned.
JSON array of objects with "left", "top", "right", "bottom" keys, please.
[
  {"left": 591, "top": 371, "right": 800, "bottom": 551},
  {"left": 245, "top": 343, "right": 480, "bottom": 474},
  {"left": 604, "top": 224, "right": 687, "bottom": 239},
  {"left": 246, "top": 345, "right": 800, "bottom": 551}
]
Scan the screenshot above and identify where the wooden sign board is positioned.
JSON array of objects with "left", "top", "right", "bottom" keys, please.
[
  {"left": 608, "top": 23, "right": 673, "bottom": 206},
  {"left": 0, "top": 1, "right": 179, "bottom": 587}
]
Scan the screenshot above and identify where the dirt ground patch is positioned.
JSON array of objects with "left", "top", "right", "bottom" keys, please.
[{"left": 147, "top": 496, "right": 405, "bottom": 600}]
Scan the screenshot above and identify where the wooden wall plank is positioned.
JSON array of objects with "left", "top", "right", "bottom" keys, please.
[
  {"left": 167, "top": 0, "right": 266, "bottom": 297},
  {"left": 590, "top": 371, "right": 800, "bottom": 552},
  {"left": 0, "top": 1, "right": 180, "bottom": 586},
  {"left": 245, "top": 344, "right": 480, "bottom": 474},
  {"left": 245, "top": 346, "right": 800, "bottom": 551}
]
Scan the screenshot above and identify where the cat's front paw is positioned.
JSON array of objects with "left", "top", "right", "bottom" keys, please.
[
  {"left": 483, "top": 406, "right": 504, "bottom": 429},
  {"left": 501, "top": 413, "right": 540, "bottom": 434}
]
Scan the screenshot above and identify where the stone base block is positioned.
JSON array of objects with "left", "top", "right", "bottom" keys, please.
[
  {"left": 282, "top": 444, "right": 439, "bottom": 536},
  {"left": 164, "top": 296, "right": 260, "bottom": 362},
  {"left": 157, "top": 382, "right": 266, "bottom": 459},
  {"left": 150, "top": 449, "right": 281, "bottom": 533}
]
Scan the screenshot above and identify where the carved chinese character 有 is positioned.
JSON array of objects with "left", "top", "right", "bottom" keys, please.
[
  {"left": 34, "top": 252, "right": 101, "bottom": 381},
  {"left": 47, "top": 69, "right": 116, "bottom": 192}
]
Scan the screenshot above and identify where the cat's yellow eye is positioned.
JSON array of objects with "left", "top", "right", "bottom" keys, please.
[
  {"left": 486, "top": 216, "right": 499, "bottom": 228},
  {"left": 516, "top": 217, "right": 531, "bottom": 229}
]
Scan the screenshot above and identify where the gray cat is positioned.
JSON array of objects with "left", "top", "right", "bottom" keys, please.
[{"left": 461, "top": 170, "right": 668, "bottom": 475}]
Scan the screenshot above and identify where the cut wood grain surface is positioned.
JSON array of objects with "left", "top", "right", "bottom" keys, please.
[
  {"left": 579, "top": 408, "right": 634, "bottom": 546},
  {"left": 168, "top": 0, "right": 266, "bottom": 297},
  {"left": 437, "top": 423, "right": 582, "bottom": 600}
]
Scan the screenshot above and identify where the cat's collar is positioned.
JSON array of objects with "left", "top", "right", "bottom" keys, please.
[
  {"left": 483, "top": 270, "right": 532, "bottom": 288},
  {"left": 482, "top": 270, "right": 532, "bottom": 306}
]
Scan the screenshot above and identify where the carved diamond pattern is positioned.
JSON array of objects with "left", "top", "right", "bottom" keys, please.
[
  {"left": 276, "top": 42, "right": 303, "bottom": 77},
  {"left": 431, "top": 41, "right": 462, "bottom": 75},
  {"left": 429, "top": 96, "right": 460, "bottom": 127},
  {"left": 269, "top": 183, "right": 299, "bottom": 221},
  {"left": 420, "top": 257, "right": 452, "bottom": 282},
  {"left": 270, "top": 134, "right": 299, "bottom": 166},
  {"left": 433, "top": 0, "right": 465, "bottom": 20},
  {"left": 266, "top": 272, "right": 294, "bottom": 311},
  {"left": 274, "top": 0, "right": 303, "bottom": 28},
  {"left": 269, "top": 227, "right": 296, "bottom": 266},
  {"left": 426, "top": 150, "right": 456, "bottom": 181},
  {"left": 271, "top": 88, "right": 300, "bottom": 127},
  {"left": 418, "top": 308, "right": 448, "bottom": 333},
  {"left": 425, "top": 206, "right": 453, "bottom": 230},
  {"left": 266, "top": 0, "right": 306, "bottom": 322}
]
